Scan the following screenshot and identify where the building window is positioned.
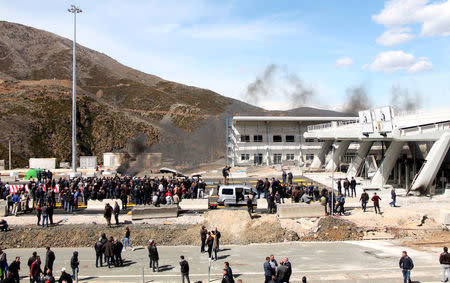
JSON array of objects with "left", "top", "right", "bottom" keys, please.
[
  {"left": 273, "top": 135, "right": 282, "bottom": 142},
  {"left": 317, "top": 139, "right": 324, "bottom": 143},
  {"left": 273, "top": 154, "right": 282, "bottom": 164},
  {"left": 241, "top": 154, "right": 250, "bottom": 161},
  {"left": 254, "top": 153, "right": 263, "bottom": 165},
  {"left": 253, "top": 135, "right": 263, "bottom": 142},
  {"left": 240, "top": 135, "right": 250, "bottom": 142},
  {"left": 285, "top": 135, "right": 295, "bottom": 142},
  {"left": 305, "top": 154, "right": 314, "bottom": 161},
  {"left": 286, "top": 153, "right": 295, "bottom": 160},
  {"left": 305, "top": 138, "right": 315, "bottom": 143}
]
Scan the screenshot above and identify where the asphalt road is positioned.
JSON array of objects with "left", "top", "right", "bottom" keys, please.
[{"left": 5, "top": 240, "right": 443, "bottom": 283}]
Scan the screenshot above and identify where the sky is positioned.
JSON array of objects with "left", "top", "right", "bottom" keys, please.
[{"left": 1, "top": 0, "right": 449, "bottom": 111}]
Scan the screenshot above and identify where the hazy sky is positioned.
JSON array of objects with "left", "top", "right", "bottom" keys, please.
[{"left": 1, "top": 0, "right": 449, "bottom": 110}]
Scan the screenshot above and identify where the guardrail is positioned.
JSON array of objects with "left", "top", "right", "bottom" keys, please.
[{"left": 307, "top": 119, "right": 359, "bottom": 132}]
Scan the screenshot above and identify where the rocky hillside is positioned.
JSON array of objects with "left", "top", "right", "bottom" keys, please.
[{"left": 0, "top": 21, "right": 347, "bottom": 169}]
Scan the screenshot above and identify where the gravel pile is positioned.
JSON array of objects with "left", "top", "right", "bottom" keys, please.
[{"left": 300, "top": 216, "right": 364, "bottom": 241}]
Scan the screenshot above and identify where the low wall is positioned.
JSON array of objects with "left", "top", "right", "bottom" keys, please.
[
  {"left": 132, "top": 205, "right": 178, "bottom": 220},
  {"left": 178, "top": 199, "right": 208, "bottom": 210},
  {"left": 86, "top": 199, "right": 122, "bottom": 211},
  {"left": 277, "top": 203, "right": 324, "bottom": 219},
  {"left": 441, "top": 210, "right": 450, "bottom": 226},
  {"left": 0, "top": 200, "right": 7, "bottom": 217},
  {"left": 257, "top": 198, "right": 268, "bottom": 209}
]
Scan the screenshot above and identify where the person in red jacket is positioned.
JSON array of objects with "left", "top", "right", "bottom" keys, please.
[
  {"left": 30, "top": 255, "right": 42, "bottom": 283},
  {"left": 371, "top": 192, "right": 382, "bottom": 214}
]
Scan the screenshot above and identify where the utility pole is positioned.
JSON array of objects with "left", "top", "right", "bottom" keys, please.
[
  {"left": 8, "top": 140, "right": 11, "bottom": 170},
  {"left": 68, "top": 5, "right": 82, "bottom": 175}
]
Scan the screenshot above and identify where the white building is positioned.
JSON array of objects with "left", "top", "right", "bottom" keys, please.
[{"left": 226, "top": 116, "right": 357, "bottom": 167}]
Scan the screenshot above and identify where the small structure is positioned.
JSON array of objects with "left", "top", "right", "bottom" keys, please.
[
  {"left": 103, "top": 152, "right": 125, "bottom": 169},
  {"left": 80, "top": 156, "right": 97, "bottom": 169},
  {"left": 29, "top": 158, "right": 56, "bottom": 170},
  {"left": 0, "top": 160, "right": 4, "bottom": 170}
]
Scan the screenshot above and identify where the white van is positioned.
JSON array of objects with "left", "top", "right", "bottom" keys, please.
[{"left": 217, "top": 185, "right": 256, "bottom": 206}]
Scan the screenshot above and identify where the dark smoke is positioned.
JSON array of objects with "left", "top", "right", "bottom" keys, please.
[
  {"left": 343, "top": 85, "right": 371, "bottom": 115},
  {"left": 117, "top": 134, "right": 149, "bottom": 176},
  {"left": 390, "top": 85, "right": 422, "bottom": 111},
  {"left": 245, "top": 64, "right": 315, "bottom": 108}
]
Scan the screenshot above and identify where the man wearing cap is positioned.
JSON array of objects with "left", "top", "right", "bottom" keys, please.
[{"left": 58, "top": 267, "right": 73, "bottom": 283}]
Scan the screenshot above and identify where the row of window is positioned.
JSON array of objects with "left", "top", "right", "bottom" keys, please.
[
  {"left": 240, "top": 153, "right": 315, "bottom": 163},
  {"left": 240, "top": 135, "right": 322, "bottom": 143}
]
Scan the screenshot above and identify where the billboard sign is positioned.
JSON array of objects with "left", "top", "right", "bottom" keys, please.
[
  {"left": 358, "top": 110, "right": 374, "bottom": 134},
  {"left": 373, "top": 106, "right": 393, "bottom": 133}
]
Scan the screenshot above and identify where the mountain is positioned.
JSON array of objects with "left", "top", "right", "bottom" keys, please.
[{"left": 0, "top": 21, "right": 347, "bottom": 170}]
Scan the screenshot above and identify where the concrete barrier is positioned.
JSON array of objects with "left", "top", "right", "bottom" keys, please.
[
  {"left": 277, "top": 203, "right": 324, "bottom": 219},
  {"left": 87, "top": 199, "right": 122, "bottom": 211},
  {"left": 132, "top": 205, "right": 178, "bottom": 220},
  {"left": 441, "top": 210, "right": 450, "bottom": 226},
  {"left": 178, "top": 199, "right": 208, "bottom": 210},
  {"left": 0, "top": 200, "right": 7, "bottom": 217},
  {"left": 257, "top": 198, "right": 268, "bottom": 209}
]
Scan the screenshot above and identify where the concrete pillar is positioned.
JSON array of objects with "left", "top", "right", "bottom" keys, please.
[
  {"left": 371, "top": 141, "right": 404, "bottom": 187},
  {"left": 393, "top": 162, "right": 398, "bottom": 183},
  {"left": 310, "top": 140, "right": 333, "bottom": 168},
  {"left": 347, "top": 141, "right": 374, "bottom": 177},
  {"left": 405, "top": 162, "right": 410, "bottom": 190},
  {"left": 410, "top": 133, "right": 450, "bottom": 193},
  {"left": 325, "top": 140, "right": 351, "bottom": 172},
  {"left": 397, "top": 162, "right": 402, "bottom": 186}
]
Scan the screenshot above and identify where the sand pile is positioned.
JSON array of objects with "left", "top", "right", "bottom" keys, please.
[{"left": 300, "top": 216, "right": 364, "bottom": 241}]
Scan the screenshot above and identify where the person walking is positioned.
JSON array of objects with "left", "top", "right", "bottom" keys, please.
[
  {"left": 224, "top": 262, "right": 234, "bottom": 283},
  {"left": 123, "top": 226, "right": 135, "bottom": 251},
  {"left": 200, "top": 226, "right": 207, "bottom": 253},
  {"left": 371, "top": 192, "right": 382, "bottom": 214},
  {"left": 180, "top": 255, "right": 190, "bottom": 283},
  {"left": 360, "top": 190, "right": 369, "bottom": 212},
  {"left": 45, "top": 246, "right": 55, "bottom": 275},
  {"left": 399, "top": 251, "right": 414, "bottom": 283},
  {"left": 8, "top": 256, "right": 20, "bottom": 283},
  {"left": 70, "top": 251, "right": 79, "bottom": 282},
  {"left": 113, "top": 201, "right": 120, "bottom": 226},
  {"left": 247, "top": 196, "right": 253, "bottom": 219},
  {"left": 389, "top": 188, "right": 397, "bottom": 207},
  {"left": 29, "top": 255, "right": 42, "bottom": 283},
  {"left": 149, "top": 240, "right": 159, "bottom": 272},
  {"left": 94, "top": 238, "right": 103, "bottom": 268},
  {"left": 440, "top": 246, "right": 450, "bottom": 282}
]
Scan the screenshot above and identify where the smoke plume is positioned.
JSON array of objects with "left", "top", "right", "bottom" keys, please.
[
  {"left": 342, "top": 85, "right": 371, "bottom": 115},
  {"left": 245, "top": 64, "right": 315, "bottom": 108},
  {"left": 390, "top": 85, "right": 422, "bottom": 111}
]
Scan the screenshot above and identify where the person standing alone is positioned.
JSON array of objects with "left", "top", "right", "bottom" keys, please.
[
  {"left": 371, "top": 192, "right": 381, "bottom": 214},
  {"left": 124, "top": 226, "right": 135, "bottom": 251},
  {"left": 179, "top": 255, "right": 190, "bottom": 283},
  {"left": 200, "top": 226, "right": 207, "bottom": 253},
  {"left": 399, "top": 251, "right": 414, "bottom": 283},
  {"left": 440, "top": 246, "right": 450, "bottom": 282}
]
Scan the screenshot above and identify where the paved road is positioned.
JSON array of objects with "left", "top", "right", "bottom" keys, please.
[{"left": 5, "top": 240, "right": 443, "bottom": 282}]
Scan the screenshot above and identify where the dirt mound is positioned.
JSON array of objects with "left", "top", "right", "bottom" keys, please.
[
  {"left": 202, "top": 210, "right": 298, "bottom": 244},
  {"left": 300, "top": 216, "right": 364, "bottom": 241}
]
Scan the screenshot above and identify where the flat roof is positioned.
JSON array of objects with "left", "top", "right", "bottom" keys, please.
[{"left": 232, "top": 116, "right": 358, "bottom": 122}]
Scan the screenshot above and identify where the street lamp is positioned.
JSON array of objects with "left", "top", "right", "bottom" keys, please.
[{"left": 68, "top": 5, "right": 82, "bottom": 175}]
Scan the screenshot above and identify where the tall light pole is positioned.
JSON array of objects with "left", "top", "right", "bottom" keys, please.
[{"left": 68, "top": 5, "right": 82, "bottom": 174}]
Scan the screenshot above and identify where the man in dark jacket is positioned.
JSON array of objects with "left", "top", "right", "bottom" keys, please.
[
  {"left": 45, "top": 246, "right": 55, "bottom": 275},
  {"left": 284, "top": 257, "right": 292, "bottom": 282},
  {"left": 103, "top": 237, "right": 114, "bottom": 268},
  {"left": 179, "top": 255, "right": 190, "bottom": 283},
  {"left": 70, "top": 251, "right": 79, "bottom": 281},
  {"left": 104, "top": 203, "right": 113, "bottom": 227},
  {"left": 276, "top": 260, "right": 288, "bottom": 283},
  {"left": 8, "top": 256, "right": 20, "bottom": 283},
  {"left": 113, "top": 202, "right": 120, "bottom": 226},
  {"left": 200, "top": 226, "right": 207, "bottom": 253},
  {"left": 27, "top": 251, "right": 37, "bottom": 272},
  {"left": 399, "top": 251, "right": 414, "bottom": 283},
  {"left": 94, "top": 238, "right": 103, "bottom": 268},
  {"left": 221, "top": 268, "right": 232, "bottom": 283},
  {"left": 149, "top": 240, "right": 159, "bottom": 272},
  {"left": 440, "top": 246, "right": 450, "bottom": 282},
  {"left": 360, "top": 190, "right": 369, "bottom": 212},
  {"left": 263, "top": 257, "right": 272, "bottom": 283},
  {"left": 113, "top": 239, "right": 123, "bottom": 267}
]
